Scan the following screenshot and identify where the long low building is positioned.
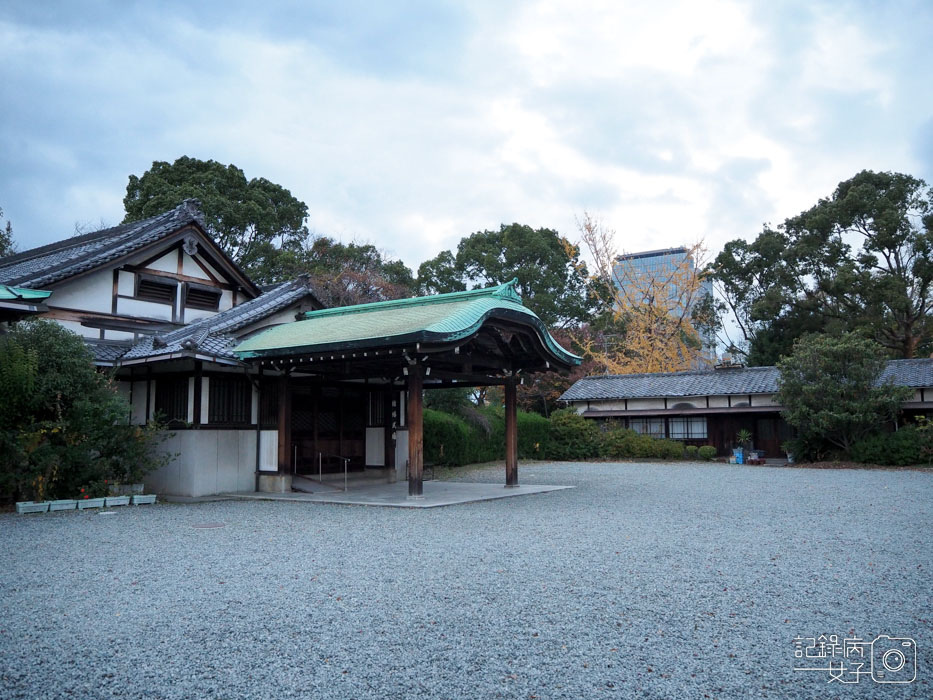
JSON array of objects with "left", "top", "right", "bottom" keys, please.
[{"left": 559, "top": 361, "right": 933, "bottom": 457}]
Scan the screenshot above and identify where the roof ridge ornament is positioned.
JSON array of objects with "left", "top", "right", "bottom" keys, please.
[
  {"left": 492, "top": 278, "right": 522, "bottom": 302},
  {"left": 182, "top": 234, "right": 199, "bottom": 256},
  {"left": 182, "top": 198, "right": 205, "bottom": 226}
]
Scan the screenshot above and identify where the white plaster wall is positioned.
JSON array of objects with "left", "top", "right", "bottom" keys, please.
[
  {"left": 187, "top": 378, "right": 195, "bottom": 423},
  {"left": 395, "top": 428, "right": 409, "bottom": 480},
  {"left": 182, "top": 253, "right": 212, "bottom": 279},
  {"left": 193, "top": 255, "right": 224, "bottom": 281},
  {"left": 47, "top": 271, "right": 113, "bottom": 313},
  {"left": 146, "top": 251, "right": 178, "bottom": 273},
  {"left": 238, "top": 307, "right": 302, "bottom": 337},
  {"left": 144, "top": 430, "right": 259, "bottom": 496},
  {"left": 628, "top": 398, "right": 665, "bottom": 411},
  {"left": 708, "top": 396, "right": 729, "bottom": 408},
  {"left": 117, "top": 270, "right": 135, "bottom": 296},
  {"left": 185, "top": 307, "right": 219, "bottom": 323},
  {"left": 729, "top": 395, "right": 751, "bottom": 406},
  {"left": 200, "top": 377, "right": 210, "bottom": 424},
  {"left": 259, "top": 430, "right": 278, "bottom": 471},
  {"left": 117, "top": 297, "right": 173, "bottom": 321},
  {"left": 751, "top": 394, "right": 779, "bottom": 407},
  {"left": 54, "top": 319, "right": 95, "bottom": 338},
  {"left": 589, "top": 400, "right": 626, "bottom": 411},
  {"left": 366, "top": 427, "right": 385, "bottom": 466}
]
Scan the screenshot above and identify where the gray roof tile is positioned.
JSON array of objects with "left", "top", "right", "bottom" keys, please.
[
  {"left": 0, "top": 200, "right": 212, "bottom": 288},
  {"left": 119, "top": 277, "right": 318, "bottom": 363}
]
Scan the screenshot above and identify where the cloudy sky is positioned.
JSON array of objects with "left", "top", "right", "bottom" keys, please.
[{"left": 2, "top": 0, "right": 931, "bottom": 271}]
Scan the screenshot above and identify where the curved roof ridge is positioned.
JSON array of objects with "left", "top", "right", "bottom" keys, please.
[
  {"left": 301, "top": 279, "right": 522, "bottom": 320},
  {"left": 234, "top": 278, "right": 580, "bottom": 368}
]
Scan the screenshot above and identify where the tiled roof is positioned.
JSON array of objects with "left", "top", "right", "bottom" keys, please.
[
  {"left": 234, "top": 279, "right": 581, "bottom": 366},
  {"left": 119, "top": 277, "right": 318, "bottom": 363},
  {"left": 0, "top": 200, "right": 232, "bottom": 289},
  {"left": 881, "top": 359, "right": 933, "bottom": 387},
  {"left": 86, "top": 340, "right": 134, "bottom": 364},
  {"left": 560, "top": 366, "right": 780, "bottom": 401},
  {"left": 560, "top": 358, "right": 933, "bottom": 401}
]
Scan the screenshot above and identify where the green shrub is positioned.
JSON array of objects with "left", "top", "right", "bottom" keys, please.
[
  {"left": 602, "top": 428, "right": 636, "bottom": 458},
  {"left": 850, "top": 427, "right": 927, "bottom": 466},
  {"left": 0, "top": 320, "right": 170, "bottom": 501},
  {"left": 423, "top": 406, "right": 550, "bottom": 466},
  {"left": 685, "top": 445, "right": 698, "bottom": 460},
  {"left": 517, "top": 411, "right": 550, "bottom": 459},
  {"left": 423, "top": 409, "right": 474, "bottom": 466},
  {"left": 658, "top": 439, "right": 685, "bottom": 460},
  {"left": 697, "top": 445, "right": 717, "bottom": 461},
  {"left": 546, "top": 408, "right": 601, "bottom": 460}
]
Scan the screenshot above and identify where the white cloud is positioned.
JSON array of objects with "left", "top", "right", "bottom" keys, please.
[{"left": 1, "top": 0, "right": 930, "bottom": 275}]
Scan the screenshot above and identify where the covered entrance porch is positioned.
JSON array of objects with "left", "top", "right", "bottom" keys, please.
[{"left": 236, "top": 280, "right": 580, "bottom": 498}]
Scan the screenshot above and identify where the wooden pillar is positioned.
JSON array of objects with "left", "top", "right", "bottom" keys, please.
[
  {"left": 407, "top": 364, "right": 424, "bottom": 498},
  {"left": 277, "top": 373, "right": 292, "bottom": 473},
  {"left": 505, "top": 377, "right": 518, "bottom": 487},
  {"left": 144, "top": 365, "right": 152, "bottom": 423}
]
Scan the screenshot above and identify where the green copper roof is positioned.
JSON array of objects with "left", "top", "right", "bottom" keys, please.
[
  {"left": 0, "top": 285, "right": 52, "bottom": 301},
  {"left": 234, "top": 279, "right": 580, "bottom": 366}
]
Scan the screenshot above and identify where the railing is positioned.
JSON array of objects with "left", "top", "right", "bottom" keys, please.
[{"left": 318, "top": 452, "right": 350, "bottom": 491}]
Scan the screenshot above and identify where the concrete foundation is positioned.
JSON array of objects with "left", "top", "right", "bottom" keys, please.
[
  {"left": 258, "top": 473, "right": 293, "bottom": 493},
  {"left": 144, "top": 429, "right": 258, "bottom": 497}
]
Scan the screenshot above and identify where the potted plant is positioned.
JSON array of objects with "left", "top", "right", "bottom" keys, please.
[
  {"left": 16, "top": 501, "right": 50, "bottom": 514},
  {"left": 781, "top": 441, "right": 795, "bottom": 464},
  {"left": 77, "top": 496, "right": 106, "bottom": 509},
  {"left": 734, "top": 429, "right": 752, "bottom": 464},
  {"left": 48, "top": 499, "right": 78, "bottom": 511}
]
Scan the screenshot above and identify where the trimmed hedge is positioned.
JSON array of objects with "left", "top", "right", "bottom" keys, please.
[
  {"left": 518, "top": 411, "right": 551, "bottom": 459},
  {"left": 423, "top": 406, "right": 553, "bottom": 466},
  {"left": 850, "top": 427, "right": 929, "bottom": 466},
  {"left": 698, "top": 445, "right": 717, "bottom": 461},
  {"left": 423, "top": 409, "right": 475, "bottom": 466},
  {"left": 602, "top": 428, "right": 684, "bottom": 460},
  {"left": 424, "top": 405, "right": 705, "bottom": 466}
]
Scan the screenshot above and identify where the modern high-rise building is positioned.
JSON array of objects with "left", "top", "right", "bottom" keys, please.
[{"left": 613, "top": 246, "right": 716, "bottom": 357}]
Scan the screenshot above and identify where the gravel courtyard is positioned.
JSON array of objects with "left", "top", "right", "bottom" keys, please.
[{"left": 2, "top": 462, "right": 931, "bottom": 699}]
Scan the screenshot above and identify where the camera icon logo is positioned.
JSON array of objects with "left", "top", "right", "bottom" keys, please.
[{"left": 870, "top": 635, "right": 917, "bottom": 684}]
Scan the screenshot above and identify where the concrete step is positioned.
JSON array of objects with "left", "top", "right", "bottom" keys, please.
[{"left": 293, "top": 469, "right": 394, "bottom": 492}]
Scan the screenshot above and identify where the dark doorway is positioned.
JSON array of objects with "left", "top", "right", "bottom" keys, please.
[{"left": 290, "top": 382, "right": 367, "bottom": 474}]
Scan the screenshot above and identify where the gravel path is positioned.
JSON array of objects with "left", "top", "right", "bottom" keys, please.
[{"left": 2, "top": 462, "right": 931, "bottom": 699}]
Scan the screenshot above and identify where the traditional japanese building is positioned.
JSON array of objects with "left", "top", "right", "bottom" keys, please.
[
  {"left": 560, "top": 361, "right": 933, "bottom": 457},
  {"left": 0, "top": 201, "right": 580, "bottom": 497}
]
